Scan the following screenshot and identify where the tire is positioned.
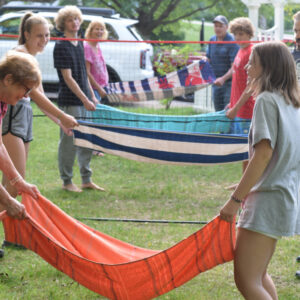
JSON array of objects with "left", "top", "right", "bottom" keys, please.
[{"left": 107, "top": 65, "right": 121, "bottom": 83}]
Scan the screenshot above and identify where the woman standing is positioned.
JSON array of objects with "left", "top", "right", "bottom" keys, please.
[
  {"left": 2, "top": 12, "right": 78, "bottom": 197},
  {"left": 84, "top": 19, "right": 108, "bottom": 102}
]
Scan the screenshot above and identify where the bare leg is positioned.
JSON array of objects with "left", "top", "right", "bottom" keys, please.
[
  {"left": 2, "top": 133, "right": 28, "bottom": 197},
  {"left": 234, "top": 228, "right": 278, "bottom": 300}
]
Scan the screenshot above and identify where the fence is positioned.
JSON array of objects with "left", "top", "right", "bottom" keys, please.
[{"left": 0, "top": 34, "right": 294, "bottom": 113}]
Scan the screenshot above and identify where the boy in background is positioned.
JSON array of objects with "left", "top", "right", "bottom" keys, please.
[
  {"left": 54, "top": 5, "right": 104, "bottom": 192},
  {"left": 223, "top": 17, "right": 255, "bottom": 188}
]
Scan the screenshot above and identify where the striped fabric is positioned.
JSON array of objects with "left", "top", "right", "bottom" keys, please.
[
  {"left": 1, "top": 194, "right": 236, "bottom": 299},
  {"left": 103, "top": 60, "right": 215, "bottom": 103},
  {"left": 73, "top": 105, "right": 250, "bottom": 165}
]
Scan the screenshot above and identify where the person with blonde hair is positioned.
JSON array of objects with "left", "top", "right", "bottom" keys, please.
[
  {"left": 54, "top": 6, "right": 104, "bottom": 192},
  {"left": 1, "top": 12, "right": 78, "bottom": 198},
  {"left": 220, "top": 41, "right": 300, "bottom": 299},
  {"left": 222, "top": 17, "right": 255, "bottom": 190},
  {"left": 225, "top": 17, "right": 255, "bottom": 126},
  {"left": 84, "top": 19, "right": 108, "bottom": 102},
  {"left": 0, "top": 50, "right": 41, "bottom": 219}
]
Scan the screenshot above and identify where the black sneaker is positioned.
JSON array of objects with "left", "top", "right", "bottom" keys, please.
[
  {"left": 296, "top": 270, "right": 300, "bottom": 279},
  {"left": 297, "top": 256, "right": 300, "bottom": 263},
  {"left": 0, "top": 249, "right": 4, "bottom": 258}
]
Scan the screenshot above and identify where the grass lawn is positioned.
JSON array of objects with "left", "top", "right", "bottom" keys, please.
[{"left": 0, "top": 103, "right": 299, "bottom": 299}]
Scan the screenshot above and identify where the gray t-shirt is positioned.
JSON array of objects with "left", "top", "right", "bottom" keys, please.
[{"left": 238, "top": 91, "right": 300, "bottom": 236}]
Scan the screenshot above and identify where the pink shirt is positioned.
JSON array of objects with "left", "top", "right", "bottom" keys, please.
[
  {"left": 229, "top": 44, "right": 255, "bottom": 119},
  {"left": 84, "top": 42, "right": 109, "bottom": 87},
  {"left": 0, "top": 102, "right": 7, "bottom": 124}
]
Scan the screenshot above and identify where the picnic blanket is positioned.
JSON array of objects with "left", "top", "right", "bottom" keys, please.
[
  {"left": 103, "top": 60, "right": 215, "bottom": 103},
  {"left": 1, "top": 193, "right": 236, "bottom": 299},
  {"left": 73, "top": 105, "right": 250, "bottom": 165}
]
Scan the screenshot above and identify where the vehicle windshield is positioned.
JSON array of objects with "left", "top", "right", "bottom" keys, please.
[{"left": 128, "top": 25, "right": 143, "bottom": 41}]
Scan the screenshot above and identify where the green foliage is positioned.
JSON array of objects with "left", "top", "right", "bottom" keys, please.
[
  {"left": 192, "top": 0, "right": 248, "bottom": 23},
  {"left": 153, "top": 44, "right": 202, "bottom": 76},
  {"left": 285, "top": 4, "right": 300, "bottom": 33}
]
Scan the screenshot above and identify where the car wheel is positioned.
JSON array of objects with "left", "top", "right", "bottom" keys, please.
[{"left": 107, "top": 66, "right": 121, "bottom": 83}]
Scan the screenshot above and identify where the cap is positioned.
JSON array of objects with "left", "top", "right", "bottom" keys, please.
[{"left": 213, "top": 15, "right": 228, "bottom": 25}]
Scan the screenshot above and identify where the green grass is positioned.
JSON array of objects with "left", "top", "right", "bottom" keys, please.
[
  {"left": 180, "top": 21, "right": 214, "bottom": 42},
  {"left": 179, "top": 21, "right": 214, "bottom": 51},
  {"left": 0, "top": 103, "right": 299, "bottom": 299}
]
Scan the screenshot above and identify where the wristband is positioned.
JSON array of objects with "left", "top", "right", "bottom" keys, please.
[
  {"left": 230, "top": 194, "right": 243, "bottom": 204},
  {"left": 9, "top": 175, "right": 22, "bottom": 186}
]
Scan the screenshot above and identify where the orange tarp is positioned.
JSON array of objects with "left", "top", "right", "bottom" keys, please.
[{"left": 1, "top": 194, "right": 236, "bottom": 299}]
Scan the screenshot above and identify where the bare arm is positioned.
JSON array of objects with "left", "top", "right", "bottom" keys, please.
[
  {"left": 86, "top": 75, "right": 99, "bottom": 105},
  {"left": 226, "top": 85, "right": 252, "bottom": 119},
  {"left": 220, "top": 139, "right": 273, "bottom": 222},
  {"left": 214, "top": 65, "right": 233, "bottom": 86},
  {"left": 0, "top": 183, "right": 26, "bottom": 219},
  {"left": 85, "top": 61, "right": 107, "bottom": 98},
  {"left": 29, "top": 84, "right": 78, "bottom": 129},
  {"left": 61, "top": 69, "right": 96, "bottom": 111},
  {"left": 0, "top": 126, "right": 39, "bottom": 199}
]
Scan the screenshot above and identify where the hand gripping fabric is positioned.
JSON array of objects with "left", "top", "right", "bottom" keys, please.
[{"left": 1, "top": 194, "right": 236, "bottom": 299}]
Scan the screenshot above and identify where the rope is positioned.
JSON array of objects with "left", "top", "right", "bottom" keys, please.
[{"left": 76, "top": 216, "right": 208, "bottom": 225}]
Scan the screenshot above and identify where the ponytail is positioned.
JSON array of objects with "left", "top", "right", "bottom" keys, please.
[{"left": 18, "top": 12, "right": 34, "bottom": 45}]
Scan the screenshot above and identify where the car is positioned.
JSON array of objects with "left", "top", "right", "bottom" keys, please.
[{"left": 0, "top": 4, "right": 154, "bottom": 95}]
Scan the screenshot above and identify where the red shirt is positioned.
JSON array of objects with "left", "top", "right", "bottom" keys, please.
[{"left": 229, "top": 44, "right": 254, "bottom": 119}]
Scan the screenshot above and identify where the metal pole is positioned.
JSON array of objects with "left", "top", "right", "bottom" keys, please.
[{"left": 200, "top": 18, "right": 205, "bottom": 51}]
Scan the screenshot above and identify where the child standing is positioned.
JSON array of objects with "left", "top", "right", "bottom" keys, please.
[
  {"left": 223, "top": 17, "right": 255, "bottom": 186},
  {"left": 220, "top": 41, "right": 300, "bottom": 299},
  {"left": 54, "top": 6, "right": 104, "bottom": 192},
  {"left": 225, "top": 17, "right": 255, "bottom": 132}
]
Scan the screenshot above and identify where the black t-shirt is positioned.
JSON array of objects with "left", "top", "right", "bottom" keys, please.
[
  {"left": 53, "top": 40, "right": 91, "bottom": 106},
  {"left": 292, "top": 49, "right": 300, "bottom": 82}
]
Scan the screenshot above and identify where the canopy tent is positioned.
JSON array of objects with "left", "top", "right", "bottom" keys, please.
[
  {"left": 1, "top": 194, "right": 236, "bottom": 299},
  {"left": 73, "top": 104, "right": 250, "bottom": 165},
  {"left": 103, "top": 60, "right": 215, "bottom": 103}
]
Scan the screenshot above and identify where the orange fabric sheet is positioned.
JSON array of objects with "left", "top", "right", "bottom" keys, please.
[{"left": 1, "top": 194, "right": 236, "bottom": 299}]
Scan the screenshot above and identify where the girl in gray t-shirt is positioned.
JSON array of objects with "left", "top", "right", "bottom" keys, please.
[{"left": 219, "top": 41, "right": 300, "bottom": 299}]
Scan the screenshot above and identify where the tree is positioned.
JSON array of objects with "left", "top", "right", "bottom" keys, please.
[{"left": 77, "top": 0, "right": 219, "bottom": 39}]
